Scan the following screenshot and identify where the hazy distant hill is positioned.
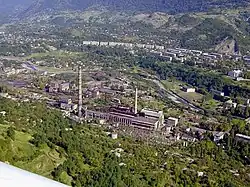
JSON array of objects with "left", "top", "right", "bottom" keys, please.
[
  {"left": 0, "top": 0, "right": 33, "bottom": 15},
  {"left": 17, "top": 0, "right": 249, "bottom": 18}
]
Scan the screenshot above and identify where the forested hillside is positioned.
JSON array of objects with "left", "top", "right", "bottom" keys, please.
[
  {"left": 0, "top": 0, "right": 33, "bottom": 14},
  {"left": 15, "top": 0, "right": 250, "bottom": 18},
  {"left": 0, "top": 97, "right": 250, "bottom": 186}
]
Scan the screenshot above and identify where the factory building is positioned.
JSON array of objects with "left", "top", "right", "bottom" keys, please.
[
  {"left": 182, "top": 87, "right": 196, "bottom": 93},
  {"left": 167, "top": 117, "right": 179, "bottom": 127},
  {"left": 100, "top": 42, "right": 109, "bottom": 46},
  {"left": 163, "top": 52, "right": 177, "bottom": 58},
  {"left": 235, "top": 134, "right": 250, "bottom": 143},
  {"left": 80, "top": 86, "right": 163, "bottom": 131},
  {"left": 228, "top": 70, "right": 242, "bottom": 78},
  {"left": 191, "top": 50, "right": 203, "bottom": 56},
  {"left": 210, "top": 53, "right": 223, "bottom": 59},
  {"left": 211, "top": 89, "right": 225, "bottom": 97},
  {"left": 48, "top": 81, "right": 60, "bottom": 93},
  {"left": 160, "top": 56, "right": 173, "bottom": 62},
  {"left": 85, "top": 109, "right": 159, "bottom": 131},
  {"left": 60, "top": 103, "right": 77, "bottom": 112},
  {"left": 74, "top": 65, "right": 164, "bottom": 131},
  {"left": 141, "top": 108, "right": 164, "bottom": 128},
  {"left": 59, "top": 82, "right": 70, "bottom": 92}
]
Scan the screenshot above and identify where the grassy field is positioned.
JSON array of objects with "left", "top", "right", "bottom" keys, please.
[
  {"left": 0, "top": 124, "right": 65, "bottom": 178},
  {"left": 162, "top": 79, "right": 204, "bottom": 103},
  {"left": 164, "top": 108, "right": 184, "bottom": 118},
  {"left": 25, "top": 51, "right": 84, "bottom": 60},
  {"left": 177, "top": 90, "right": 204, "bottom": 103},
  {"left": 37, "top": 66, "right": 75, "bottom": 74},
  {"left": 161, "top": 79, "right": 182, "bottom": 90},
  {"left": 202, "top": 99, "right": 221, "bottom": 110}
]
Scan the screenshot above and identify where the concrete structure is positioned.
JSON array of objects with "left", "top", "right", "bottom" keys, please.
[
  {"left": 82, "top": 41, "right": 91, "bottom": 45},
  {"left": 0, "top": 93, "right": 8, "bottom": 98},
  {"left": 176, "top": 48, "right": 190, "bottom": 54},
  {"left": 243, "top": 56, "right": 250, "bottom": 63},
  {"left": 163, "top": 52, "right": 177, "bottom": 58},
  {"left": 60, "top": 98, "right": 72, "bottom": 104},
  {"left": 109, "top": 42, "right": 117, "bottom": 47},
  {"left": 202, "top": 53, "right": 217, "bottom": 61},
  {"left": 135, "top": 87, "right": 138, "bottom": 114},
  {"left": 150, "top": 51, "right": 162, "bottom": 57},
  {"left": 182, "top": 87, "right": 196, "bottom": 93},
  {"left": 246, "top": 117, "right": 250, "bottom": 124},
  {"left": 90, "top": 41, "right": 100, "bottom": 46},
  {"left": 166, "top": 48, "right": 181, "bottom": 54},
  {"left": 136, "top": 44, "right": 146, "bottom": 48},
  {"left": 246, "top": 99, "right": 250, "bottom": 106},
  {"left": 213, "top": 132, "right": 225, "bottom": 142},
  {"left": 211, "top": 89, "right": 225, "bottom": 97},
  {"left": 167, "top": 117, "right": 179, "bottom": 127},
  {"left": 191, "top": 50, "right": 203, "bottom": 56},
  {"left": 85, "top": 109, "right": 159, "bottom": 131},
  {"left": 232, "top": 55, "right": 242, "bottom": 61},
  {"left": 60, "top": 103, "right": 77, "bottom": 111},
  {"left": 155, "top": 45, "right": 165, "bottom": 50},
  {"left": 235, "top": 134, "right": 250, "bottom": 143},
  {"left": 59, "top": 82, "right": 70, "bottom": 92},
  {"left": 141, "top": 108, "right": 164, "bottom": 128},
  {"left": 49, "top": 81, "right": 59, "bottom": 93},
  {"left": 99, "top": 88, "right": 115, "bottom": 97},
  {"left": 100, "top": 42, "right": 109, "bottom": 46},
  {"left": 161, "top": 124, "right": 172, "bottom": 133},
  {"left": 224, "top": 99, "right": 237, "bottom": 109},
  {"left": 181, "top": 134, "right": 196, "bottom": 142},
  {"left": 228, "top": 70, "right": 242, "bottom": 78},
  {"left": 160, "top": 55, "right": 173, "bottom": 62},
  {"left": 145, "top": 44, "right": 155, "bottom": 49},
  {"left": 111, "top": 133, "right": 118, "bottom": 139},
  {"left": 210, "top": 53, "right": 223, "bottom": 59}
]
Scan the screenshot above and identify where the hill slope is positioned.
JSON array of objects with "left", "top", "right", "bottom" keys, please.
[
  {"left": 18, "top": 0, "right": 250, "bottom": 18},
  {"left": 0, "top": 0, "right": 33, "bottom": 14}
]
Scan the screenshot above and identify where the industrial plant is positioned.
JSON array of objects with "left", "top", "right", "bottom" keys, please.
[{"left": 75, "top": 66, "right": 166, "bottom": 131}]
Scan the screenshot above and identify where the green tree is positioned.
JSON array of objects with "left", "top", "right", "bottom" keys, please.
[{"left": 6, "top": 126, "right": 15, "bottom": 140}]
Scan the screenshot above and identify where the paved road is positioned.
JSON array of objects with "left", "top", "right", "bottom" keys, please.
[{"left": 148, "top": 78, "right": 203, "bottom": 112}]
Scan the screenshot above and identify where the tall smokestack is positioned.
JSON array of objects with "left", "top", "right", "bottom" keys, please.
[
  {"left": 134, "top": 87, "right": 138, "bottom": 114},
  {"left": 78, "top": 66, "right": 82, "bottom": 118}
]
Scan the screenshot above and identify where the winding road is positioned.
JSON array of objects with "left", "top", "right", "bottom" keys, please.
[{"left": 148, "top": 78, "right": 203, "bottom": 113}]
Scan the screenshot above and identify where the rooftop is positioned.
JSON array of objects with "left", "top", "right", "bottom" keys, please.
[
  {"left": 141, "top": 108, "right": 163, "bottom": 118},
  {"left": 236, "top": 134, "right": 250, "bottom": 140},
  {"left": 168, "top": 117, "right": 178, "bottom": 121}
]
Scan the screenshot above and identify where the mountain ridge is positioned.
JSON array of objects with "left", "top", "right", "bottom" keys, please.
[{"left": 15, "top": 0, "right": 250, "bottom": 19}]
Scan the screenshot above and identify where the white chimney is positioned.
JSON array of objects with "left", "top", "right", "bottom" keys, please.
[
  {"left": 135, "top": 87, "right": 138, "bottom": 114},
  {"left": 78, "top": 66, "right": 82, "bottom": 118}
]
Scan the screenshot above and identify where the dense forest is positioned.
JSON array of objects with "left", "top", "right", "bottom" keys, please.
[
  {"left": 0, "top": 98, "right": 250, "bottom": 186},
  {"left": 15, "top": 0, "right": 250, "bottom": 19},
  {"left": 139, "top": 57, "right": 250, "bottom": 98},
  {"left": 180, "top": 18, "right": 237, "bottom": 50}
]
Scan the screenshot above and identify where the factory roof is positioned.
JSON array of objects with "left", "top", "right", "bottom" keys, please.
[
  {"left": 133, "top": 116, "right": 158, "bottom": 124},
  {"left": 141, "top": 108, "right": 163, "bottom": 118},
  {"left": 109, "top": 112, "right": 135, "bottom": 118},
  {"left": 236, "top": 133, "right": 250, "bottom": 140},
  {"left": 168, "top": 117, "right": 178, "bottom": 121},
  {"left": 99, "top": 88, "right": 115, "bottom": 94}
]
